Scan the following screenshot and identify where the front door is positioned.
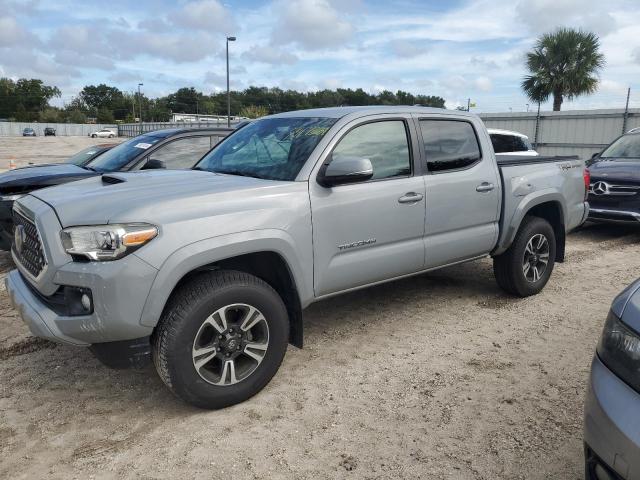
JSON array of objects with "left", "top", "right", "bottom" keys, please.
[{"left": 309, "top": 116, "right": 426, "bottom": 297}]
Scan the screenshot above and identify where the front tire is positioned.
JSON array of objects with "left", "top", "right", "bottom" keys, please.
[
  {"left": 493, "top": 216, "right": 556, "bottom": 297},
  {"left": 91, "top": 134, "right": 97, "bottom": 138},
  {"left": 152, "top": 270, "right": 289, "bottom": 409}
]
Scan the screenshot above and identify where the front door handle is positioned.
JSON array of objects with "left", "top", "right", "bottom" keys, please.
[
  {"left": 476, "top": 182, "right": 495, "bottom": 193},
  {"left": 398, "top": 192, "right": 424, "bottom": 204}
]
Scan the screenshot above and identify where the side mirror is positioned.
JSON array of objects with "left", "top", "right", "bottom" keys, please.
[
  {"left": 591, "top": 152, "right": 599, "bottom": 159},
  {"left": 142, "top": 158, "right": 166, "bottom": 170},
  {"left": 317, "top": 155, "right": 373, "bottom": 187}
]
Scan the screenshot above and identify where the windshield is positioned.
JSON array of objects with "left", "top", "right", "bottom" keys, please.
[
  {"left": 87, "top": 134, "right": 163, "bottom": 172},
  {"left": 66, "top": 146, "right": 106, "bottom": 166},
  {"left": 601, "top": 134, "right": 640, "bottom": 160},
  {"left": 195, "top": 117, "right": 337, "bottom": 181}
]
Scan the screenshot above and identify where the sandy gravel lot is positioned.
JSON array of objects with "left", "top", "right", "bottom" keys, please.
[
  {"left": 0, "top": 136, "right": 125, "bottom": 170},
  {"left": 1, "top": 221, "right": 639, "bottom": 479}
]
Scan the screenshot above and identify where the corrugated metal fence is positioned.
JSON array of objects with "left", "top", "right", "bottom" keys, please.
[
  {"left": 0, "top": 122, "right": 116, "bottom": 137},
  {"left": 480, "top": 108, "right": 640, "bottom": 159},
  {"left": 118, "top": 121, "right": 242, "bottom": 137}
]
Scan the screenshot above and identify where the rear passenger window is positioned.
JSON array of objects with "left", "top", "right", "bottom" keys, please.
[
  {"left": 332, "top": 121, "right": 411, "bottom": 180},
  {"left": 420, "top": 120, "right": 481, "bottom": 172}
]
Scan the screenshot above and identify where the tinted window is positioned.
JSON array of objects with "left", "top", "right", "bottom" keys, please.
[
  {"left": 332, "top": 121, "right": 411, "bottom": 180},
  {"left": 66, "top": 145, "right": 108, "bottom": 166},
  {"left": 490, "top": 134, "right": 513, "bottom": 153},
  {"left": 601, "top": 134, "right": 640, "bottom": 160},
  {"left": 148, "top": 136, "right": 212, "bottom": 169},
  {"left": 196, "top": 117, "right": 336, "bottom": 181},
  {"left": 420, "top": 120, "right": 480, "bottom": 172},
  {"left": 87, "top": 134, "right": 163, "bottom": 172}
]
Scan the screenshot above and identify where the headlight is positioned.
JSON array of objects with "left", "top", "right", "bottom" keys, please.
[
  {"left": 597, "top": 311, "right": 640, "bottom": 393},
  {"left": 61, "top": 223, "right": 158, "bottom": 261}
]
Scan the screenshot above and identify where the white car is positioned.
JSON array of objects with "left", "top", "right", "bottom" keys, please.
[
  {"left": 488, "top": 128, "right": 538, "bottom": 156},
  {"left": 89, "top": 129, "right": 116, "bottom": 138}
]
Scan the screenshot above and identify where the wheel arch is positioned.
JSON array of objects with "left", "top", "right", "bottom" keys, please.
[
  {"left": 139, "top": 233, "right": 309, "bottom": 348},
  {"left": 495, "top": 190, "right": 567, "bottom": 262}
]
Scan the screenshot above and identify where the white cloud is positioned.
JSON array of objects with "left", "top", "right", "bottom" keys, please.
[
  {"left": 170, "top": 0, "right": 236, "bottom": 33},
  {"left": 515, "top": 0, "right": 619, "bottom": 36},
  {"left": 271, "top": 0, "right": 354, "bottom": 50},
  {"left": 242, "top": 45, "right": 298, "bottom": 65},
  {"left": 475, "top": 76, "right": 493, "bottom": 92},
  {"left": 0, "top": 15, "right": 35, "bottom": 47},
  {"left": 389, "top": 40, "right": 424, "bottom": 58}
]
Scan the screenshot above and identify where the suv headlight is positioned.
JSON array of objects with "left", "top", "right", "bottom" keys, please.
[
  {"left": 597, "top": 311, "right": 640, "bottom": 393},
  {"left": 61, "top": 223, "right": 158, "bottom": 261}
]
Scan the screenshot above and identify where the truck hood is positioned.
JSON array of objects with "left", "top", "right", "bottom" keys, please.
[
  {"left": 29, "top": 169, "right": 290, "bottom": 227},
  {"left": 0, "top": 163, "right": 95, "bottom": 195},
  {"left": 588, "top": 159, "right": 640, "bottom": 183}
]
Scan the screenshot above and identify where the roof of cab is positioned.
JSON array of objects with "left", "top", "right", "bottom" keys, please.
[
  {"left": 142, "top": 127, "right": 235, "bottom": 138},
  {"left": 266, "top": 105, "right": 470, "bottom": 119},
  {"left": 487, "top": 128, "right": 529, "bottom": 138}
]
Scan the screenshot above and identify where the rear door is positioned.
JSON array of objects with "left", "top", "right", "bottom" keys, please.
[
  {"left": 309, "top": 115, "right": 426, "bottom": 296},
  {"left": 416, "top": 117, "right": 501, "bottom": 269}
]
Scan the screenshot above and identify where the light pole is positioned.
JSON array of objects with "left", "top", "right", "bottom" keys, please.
[
  {"left": 226, "top": 36, "right": 236, "bottom": 128},
  {"left": 137, "top": 83, "right": 143, "bottom": 134}
]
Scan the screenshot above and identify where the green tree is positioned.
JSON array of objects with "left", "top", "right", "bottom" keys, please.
[
  {"left": 96, "top": 107, "right": 115, "bottom": 123},
  {"left": 66, "top": 109, "right": 87, "bottom": 124},
  {"left": 522, "top": 28, "right": 605, "bottom": 111}
]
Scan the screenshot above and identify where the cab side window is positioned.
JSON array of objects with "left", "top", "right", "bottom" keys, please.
[
  {"left": 332, "top": 120, "right": 411, "bottom": 180},
  {"left": 148, "top": 136, "right": 213, "bottom": 169},
  {"left": 420, "top": 120, "right": 481, "bottom": 172}
]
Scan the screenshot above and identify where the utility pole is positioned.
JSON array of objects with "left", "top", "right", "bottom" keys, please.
[
  {"left": 226, "top": 36, "right": 236, "bottom": 128},
  {"left": 138, "top": 83, "right": 143, "bottom": 135},
  {"left": 622, "top": 87, "right": 631, "bottom": 134},
  {"left": 467, "top": 98, "right": 470, "bottom": 112}
]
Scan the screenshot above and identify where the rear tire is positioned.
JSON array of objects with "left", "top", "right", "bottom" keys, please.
[
  {"left": 493, "top": 216, "right": 556, "bottom": 297},
  {"left": 152, "top": 270, "right": 289, "bottom": 409}
]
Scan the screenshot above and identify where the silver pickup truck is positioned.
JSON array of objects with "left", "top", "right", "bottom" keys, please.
[{"left": 6, "top": 106, "right": 589, "bottom": 408}]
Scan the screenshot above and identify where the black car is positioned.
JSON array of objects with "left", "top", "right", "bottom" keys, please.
[
  {"left": 587, "top": 130, "right": 640, "bottom": 223},
  {"left": 44, "top": 127, "right": 56, "bottom": 136},
  {"left": 0, "top": 128, "right": 233, "bottom": 250},
  {"left": 22, "top": 128, "right": 36, "bottom": 137}
]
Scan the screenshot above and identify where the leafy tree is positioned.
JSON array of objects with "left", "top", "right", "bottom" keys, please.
[
  {"left": 39, "top": 107, "right": 62, "bottom": 123},
  {"left": 80, "top": 84, "right": 124, "bottom": 111},
  {"left": 522, "top": 28, "right": 605, "bottom": 111},
  {"left": 66, "top": 109, "right": 87, "bottom": 124},
  {"left": 96, "top": 107, "right": 115, "bottom": 123}
]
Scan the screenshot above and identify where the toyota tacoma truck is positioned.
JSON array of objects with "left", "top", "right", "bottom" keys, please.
[{"left": 6, "top": 106, "right": 589, "bottom": 409}]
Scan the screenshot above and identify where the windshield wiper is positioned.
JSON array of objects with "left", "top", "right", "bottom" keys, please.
[{"left": 213, "top": 169, "right": 267, "bottom": 179}]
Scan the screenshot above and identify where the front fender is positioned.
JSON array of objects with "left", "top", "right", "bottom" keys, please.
[
  {"left": 493, "top": 188, "right": 566, "bottom": 256},
  {"left": 138, "top": 229, "right": 312, "bottom": 328}
]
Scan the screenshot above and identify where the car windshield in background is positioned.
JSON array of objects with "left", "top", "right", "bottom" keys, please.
[
  {"left": 87, "top": 134, "right": 163, "bottom": 172},
  {"left": 600, "top": 134, "right": 640, "bottom": 160},
  {"left": 66, "top": 146, "right": 106, "bottom": 166},
  {"left": 195, "top": 117, "right": 337, "bottom": 181}
]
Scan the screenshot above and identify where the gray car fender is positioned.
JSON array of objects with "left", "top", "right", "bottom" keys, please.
[{"left": 138, "top": 228, "right": 311, "bottom": 328}]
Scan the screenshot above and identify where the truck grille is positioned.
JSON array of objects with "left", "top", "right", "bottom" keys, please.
[{"left": 12, "top": 210, "right": 46, "bottom": 278}]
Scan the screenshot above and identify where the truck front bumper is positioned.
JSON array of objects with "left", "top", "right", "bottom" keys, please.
[{"left": 6, "top": 253, "right": 158, "bottom": 346}]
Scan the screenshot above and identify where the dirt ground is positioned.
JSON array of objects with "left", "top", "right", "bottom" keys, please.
[
  {"left": 0, "top": 136, "right": 125, "bottom": 170},
  {"left": 0, "top": 138, "right": 638, "bottom": 479},
  {"left": 1, "top": 224, "right": 638, "bottom": 479}
]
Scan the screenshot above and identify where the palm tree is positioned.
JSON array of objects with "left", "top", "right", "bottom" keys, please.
[{"left": 522, "top": 28, "right": 605, "bottom": 111}]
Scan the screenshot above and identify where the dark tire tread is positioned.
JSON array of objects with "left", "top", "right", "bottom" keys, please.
[{"left": 151, "top": 270, "right": 288, "bottom": 408}]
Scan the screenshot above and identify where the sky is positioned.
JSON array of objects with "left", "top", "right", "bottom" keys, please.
[{"left": 1, "top": 0, "right": 640, "bottom": 113}]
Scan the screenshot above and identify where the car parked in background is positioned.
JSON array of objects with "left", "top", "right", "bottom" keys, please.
[
  {"left": 585, "top": 278, "right": 640, "bottom": 480},
  {"left": 22, "top": 128, "right": 36, "bottom": 137},
  {"left": 488, "top": 128, "right": 538, "bottom": 157},
  {"left": 44, "top": 127, "right": 56, "bottom": 136},
  {"left": 587, "top": 130, "right": 640, "bottom": 223},
  {"left": 90, "top": 128, "right": 116, "bottom": 138},
  {"left": 0, "top": 128, "right": 232, "bottom": 250}
]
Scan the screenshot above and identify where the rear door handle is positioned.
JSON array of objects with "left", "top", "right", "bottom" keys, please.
[
  {"left": 398, "top": 192, "right": 424, "bottom": 204},
  {"left": 476, "top": 182, "right": 495, "bottom": 193}
]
